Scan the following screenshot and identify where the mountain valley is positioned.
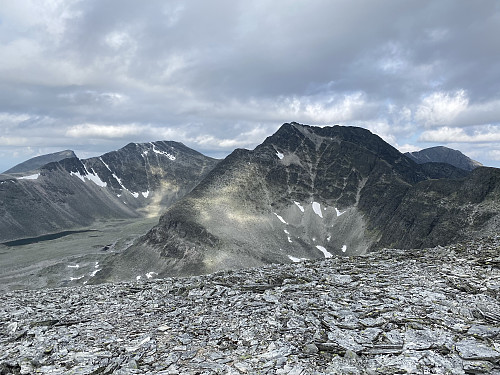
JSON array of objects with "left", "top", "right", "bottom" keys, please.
[
  {"left": 1, "top": 123, "right": 499, "bottom": 290},
  {"left": 92, "top": 123, "right": 500, "bottom": 283}
]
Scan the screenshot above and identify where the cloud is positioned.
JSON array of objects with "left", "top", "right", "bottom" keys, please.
[
  {"left": 397, "top": 144, "right": 421, "bottom": 153},
  {"left": 488, "top": 150, "right": 500, "bottom": 161},
  {"left": 1, "top": 1, "right": 500, "bottom": 171},
  {"left": 65, "top": 123, "right": 146, "bottom": 139},
  {"left": 415, "top": 90, "right": 469, "bottom": 127},
  {"left": 0, "top": 136, "right": 30, "bottom": 146},
  {"left": 192, "top": 125, "right": 270, "bottom": 150},
  {"left": 419, "top": 126, "right": 500, "bottom": 143}
]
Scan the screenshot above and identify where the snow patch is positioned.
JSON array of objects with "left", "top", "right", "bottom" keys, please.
[
  {"left": 17, "top": 173, "right": 40, "bottom": 180},
  {"left": 94, "top": 262, "right": 99, "bottom": 269},
  {"left": 274, "top": 213, "right": 288, "bottom": 224},
  {"left": 312, "top": 202, "right": 323, "bottom": 218},
  {"left": 276, "top": 151, "right": 284, "bottom": 160},
  {"left": 90, "top": 268, "right": 101, "bottom": 277},
  {"left": 67, "top": 264, "right": 79, "bottom": 268},
  {"left": 70, "top": 167, "right": 107, "bottom": 187},
  {"left": 99, "top": 157, "right": 112, "bottom": 171},
  {"left": 70, "top": 171, "right": 86, "bottom": 182},
  {"left": 342, "top": 245, "right": 347, "bottom": 253},
  {"left": 146, "top": 272, "right": 157, "bottom": 279},
  {"left": 70, "top": 275, "right": 84, "bottom": 281},
  {"left": 101, "top": 157, "right": 150, "bottom": 199},
  {"left": 85, "top": 171, "right": 107, "bottom": 187},
  {"left": 284, "top": 229, "right": 292, "bottom": 243},
  {"left": 288, "top": 255, "right": 308, "bottom": 263},
  {"left": 327, "top": 235, "right": 331, "bottom": 242},
  {"left": 150, "top": 143, "right": 176, "bottom": 160},
  {"left": 316, "top": 245, "right": 333, "bottom": 258},
  {"left": 294, "top": 201, "right": 305, "bottom": 212},
  {"left": 335, "top": 207, "right": 346, "bottom": 216}
]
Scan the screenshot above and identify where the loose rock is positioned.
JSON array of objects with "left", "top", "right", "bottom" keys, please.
[{"left": 1, "top": 238, "right": 500, "bottom": 373}]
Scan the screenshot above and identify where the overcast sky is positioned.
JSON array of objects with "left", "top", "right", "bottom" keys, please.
[{"left": 1, "top": 0, "right": 500, "bottom": 172}]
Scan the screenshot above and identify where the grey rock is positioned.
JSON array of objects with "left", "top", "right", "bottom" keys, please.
[
  {"left": 302, "top": 343, "right": 318, "bottom": 354},
  {"left": 463, "top": 360, "right": 495, "bottom": 374},
  {"left": 2, "top": 238, "right": 500, "bottom": 373},
  {"left": 467, "top": 325, "right": 500, "bottom": 339},
  {"left": 456, "top": 339, "right": 500, "bottom": 361}
]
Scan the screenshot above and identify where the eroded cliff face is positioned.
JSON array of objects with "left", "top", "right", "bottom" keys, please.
[
  {"left": 378, "top": 166, "right": 500, "bottom": 249},
  {"left": 0, "top": 141, "right": 218, "bottom": 242}
]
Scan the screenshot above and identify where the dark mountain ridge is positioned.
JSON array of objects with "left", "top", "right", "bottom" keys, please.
[{"left": 93, "top": 122, "right": 498, "bottom": 283}]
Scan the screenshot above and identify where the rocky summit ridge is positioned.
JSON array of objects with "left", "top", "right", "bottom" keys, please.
[{"left": 1, "top": 237, "right": 500, "bottom": 374}]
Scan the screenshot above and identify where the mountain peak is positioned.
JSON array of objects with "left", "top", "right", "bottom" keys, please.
[
  {"left": 405, "top": 146, "right": 482, "bottom": 171},
  {"left": 3, "top": 150, "right": 77, "bottom": 174}
]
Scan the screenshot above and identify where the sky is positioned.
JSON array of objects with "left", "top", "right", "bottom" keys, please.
[{"left": 1, "top": 0, "right": 500, "bottom": 172}]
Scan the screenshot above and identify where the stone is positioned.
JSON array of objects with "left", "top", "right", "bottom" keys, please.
[
  {"left": 456, "top": 339, "right": 500, "bottom": 361},
  {"left": 463, "top": 360, "right": 495, "bottom": 374},
  {"left": 303, "top": 343, "right": 319, "bottom": 354},
  {"left": 467, "top": 325, "right": 500, "bottom": 339},
  {"left": 2, "top": 238, "right": 500, "bottom": 374}
]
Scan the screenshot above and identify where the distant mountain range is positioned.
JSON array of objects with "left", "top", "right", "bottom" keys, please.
[
  {"left": 2, "top": 123, "right": 498, "bottom": 285},
  {"left": 0, "top": 142, "right": 218, "bottom": 242},
  {"left": 89, "top": 123, "right": 500, "bottom": 283}
]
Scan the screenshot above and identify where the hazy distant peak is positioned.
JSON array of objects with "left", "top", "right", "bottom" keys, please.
[
  {"left": 405, "top": 146, "right": 482, "bottom": 171},
  {"left": 3, "top": 150, "right": 77, "bottom": 174}
]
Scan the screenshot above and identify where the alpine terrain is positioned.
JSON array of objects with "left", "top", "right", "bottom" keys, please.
[
  {"left": 2, "top": 123, "right": 500, "bottom": 374},
  {"left": 0, "top": 141, "right": 218, "bottom": 243},
  {"left": 93, "top": 122, "right": 500, "bottom": 283}
]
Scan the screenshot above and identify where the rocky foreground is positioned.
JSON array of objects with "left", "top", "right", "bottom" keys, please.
[{"left": 1, "top": 239, "right": 500, "bottom": 374}]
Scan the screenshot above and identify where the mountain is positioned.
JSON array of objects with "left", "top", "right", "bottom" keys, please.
[
  {"left": 2, "top": 150, "right": 77, "bottom": 174},
  {"left": 0, "top": 141, "right": 218, "bottom": 242},
  {"left": 405, "top": 146, "right": 482, "bottom": 171},
  {"left": 93, "top": 123, "right": 500, "bottom": 283}
]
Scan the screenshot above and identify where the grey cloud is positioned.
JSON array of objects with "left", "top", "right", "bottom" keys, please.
[{"left": 1, "top": 0, "right": 500, "bottom": 172}]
